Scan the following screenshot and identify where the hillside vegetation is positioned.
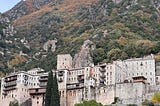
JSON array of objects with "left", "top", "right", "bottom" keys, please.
[{"left": 0, "top": 0, "right": 160, "bottom": 73}]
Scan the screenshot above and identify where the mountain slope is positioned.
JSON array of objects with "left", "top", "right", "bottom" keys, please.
[
  {"left": 1, "top": 0, "right": 160, "bottom": 73},
  {"left": 4, "top": 0, "right": 54, "bottom": 20}
]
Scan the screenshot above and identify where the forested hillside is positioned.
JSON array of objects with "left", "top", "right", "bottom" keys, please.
[{"left": 0, "top": 0, "right": 160, "bottom": 74}]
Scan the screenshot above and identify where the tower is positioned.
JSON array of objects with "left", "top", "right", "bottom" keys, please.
[{"left": 57, "top": 54, "right": 72, "bottom": 70}]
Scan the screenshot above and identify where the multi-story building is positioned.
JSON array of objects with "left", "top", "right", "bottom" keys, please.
[
  {"left": 114, "top": 55, "right": 156, "bottom": 85},
  {"left": 57, "top": 54, "right": 73, "bottom": 70},
  {"left": 0, "top": 68, "right": 47, "bottom": 106},
  {"left": 0, "top": 54, "right": 158, "bottom": 106}
]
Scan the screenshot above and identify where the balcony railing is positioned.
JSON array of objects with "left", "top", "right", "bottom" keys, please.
[
  {"left": 39, "top": 78, "right": 48, "bottom": 82},
  {"left": 5, "top": 77, "right": 17, "bottom": 82},
  {"left": 3, "top": 86, "right": 16, "bottom": 91},
  {"left": 4, "top": 81, "right": 17, "bottom": 88},
  {"left": 67, "top": 83, "right": 84, "bottom": 90},
  {"left": 29, "top": 88, "right": 46, "bottom": 95},
  {"left": 39, "top": 83, "right": 47, "bottom": 87}
]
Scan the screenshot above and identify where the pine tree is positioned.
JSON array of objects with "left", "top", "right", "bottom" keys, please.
[
  {"left": 53, "top": 73, "right": 60, "bottom": 106},
  {"left": 44, "top": 71, "right": 54, "bottom": 106}
]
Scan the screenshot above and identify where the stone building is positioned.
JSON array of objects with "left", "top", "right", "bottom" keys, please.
[
  {"left": 0, "top": 68, "right": 47, "bottom": 106},
  {"left": 0, "top": 54, "right": 158, "bottom": 106},
  {"left": 57, "top": 54, "right": 73, "bottom": 70},
  {"left": 56, "top": 54, "right": 156, "bottom": 106},
  {"left": 114, "top": 55, "right": 156, "bottom": 85}
]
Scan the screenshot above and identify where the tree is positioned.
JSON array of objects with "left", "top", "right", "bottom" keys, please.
[
  {"left": 127, "top": 104, "right": 137, "bottom": 106},
  {"left": 44, "top": 71, "right": 60, "bottom": 106},
  {"left": 9, "top": 100, "right": 19, "bottom": 106},
  {"left": 142, "top": 99, "right": 154, "bottom": 106},
  {"left": 151, "top": 92, "right": 160, "bottom": 104},
  {"left": 107, "top": 48, "right": 127, "bottom": 61},
  {"left": 45, "top": 71, "right": 54, "bottom": 106},
  {"left": 52, "top": 73, "right": 60, "bottom": 106},
  {"left": 91, "top": 48, "right": 107, "bottom": 64},
  {"left": 74, "top": 100, "right": 103, "bottom": 106}
]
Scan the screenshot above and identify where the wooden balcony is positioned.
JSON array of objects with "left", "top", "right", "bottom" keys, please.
[
  {"left": 132, "top": 76, "right": 147, "bottom": 83},
  {"left": 29, "top": 88, "right": 46, "bottom": 95},
  {"left": 3, "top": 86, "right": 16, "bottom": 91},
  {"left": 5, "top": 77, "right": 17, "bottom": 82},
  {"left": 39, "top": 78, "right": 48, "bottom": 82},
  {"left": 67, "top": 83, "right": 84, "bottom": 90},
  {"left": 4, "top": 81, "right": 17, "bottom": 88},
  {"left": 39, "top": 82, "right": 47, "bottom": 87}
]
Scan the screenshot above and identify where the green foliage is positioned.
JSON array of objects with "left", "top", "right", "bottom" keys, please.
[
  {"left": 142, "top": 99, "right": 154, "bottom": 106},
  {"left": 52, "top": 74, "right": 60, "bottom": 106},
  {"left": 151, "top": 92, "right": 160, "bottom": 104},
  {"left": 91, "top": 48, "right": 107, "bottom": 64},
  {"left": 1, "top": 0, "right": 160, "bottom": 71},
  {"left": 75, "top": 100, "right": 103, "bottom": 106},
  {"left": 9, "top": 101, "right": 19, "bottom": 106},
  {"left": 127, "top": 104, "right": 137, "bottom": 106},
  {"left": 45, "top": 71, "right": 54, "bottom": 106},
  {"left": 44, "top": 71, "right": 60, "bottom": 106},
  {"left": 107, "top": 48, "right": 128, "bottom": 61}
]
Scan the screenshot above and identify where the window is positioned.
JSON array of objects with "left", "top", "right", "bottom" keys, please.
[
  {"left": 110, "top": 72, "right": 112, "bottom": 76},
  {"left": 36, "top": 89, "right": 39, "bottom": 92},
  {"left": 140, "top": 62, "right": 143, "bottom": 66},
  {"left": 37, "top": 101, "right": 39, "bottom": 104},
  {"left": 110, "top": 66, "right": 112, "bottom": 69}
]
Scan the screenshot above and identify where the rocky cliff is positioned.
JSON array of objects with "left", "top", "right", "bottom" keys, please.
[{"left": 73, "top": 40, "right": 95, "bottom": 68}]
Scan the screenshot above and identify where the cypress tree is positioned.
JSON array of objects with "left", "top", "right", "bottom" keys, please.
[
  {"left": 45, "top": 71, "right": 54, "bottom": 106},
  {"left": 50, "top": 88, "right": 54, "bottom": 106},
  {"left": 45, "top": 71, "right": 60, "bottom": 106},
  {"left": 52, "top": 73, "right": 60, "bottom": 106}
]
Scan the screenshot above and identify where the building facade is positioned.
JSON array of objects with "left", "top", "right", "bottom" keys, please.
[{"left": 0, "top": 54, "right": 158, "bottom": 106}]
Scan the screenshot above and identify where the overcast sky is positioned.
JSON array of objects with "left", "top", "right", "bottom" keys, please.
[{"left": 0, "top": 0, "right": 21, "bottom": 13}]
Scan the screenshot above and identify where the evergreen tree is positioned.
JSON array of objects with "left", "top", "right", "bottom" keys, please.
[
  {"left": 44, "top": 71, "right": 60, "bottom": 106},
  {"left": 44, "top": 71, "right": 54, "bottom": 106},
  {"left": 52, "top": 73, "right": 60, "bottom": 106}
]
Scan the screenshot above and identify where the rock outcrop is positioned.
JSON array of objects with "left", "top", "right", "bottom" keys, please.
[
  {"left": 0, "top": 14, "right": 16, "bottom": 38},
  {"left": 43, "top": 39, "right": 57, "bottom": 52},
  {"left": 73, "top": 40, "right": 95, "bottom": 68}
]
